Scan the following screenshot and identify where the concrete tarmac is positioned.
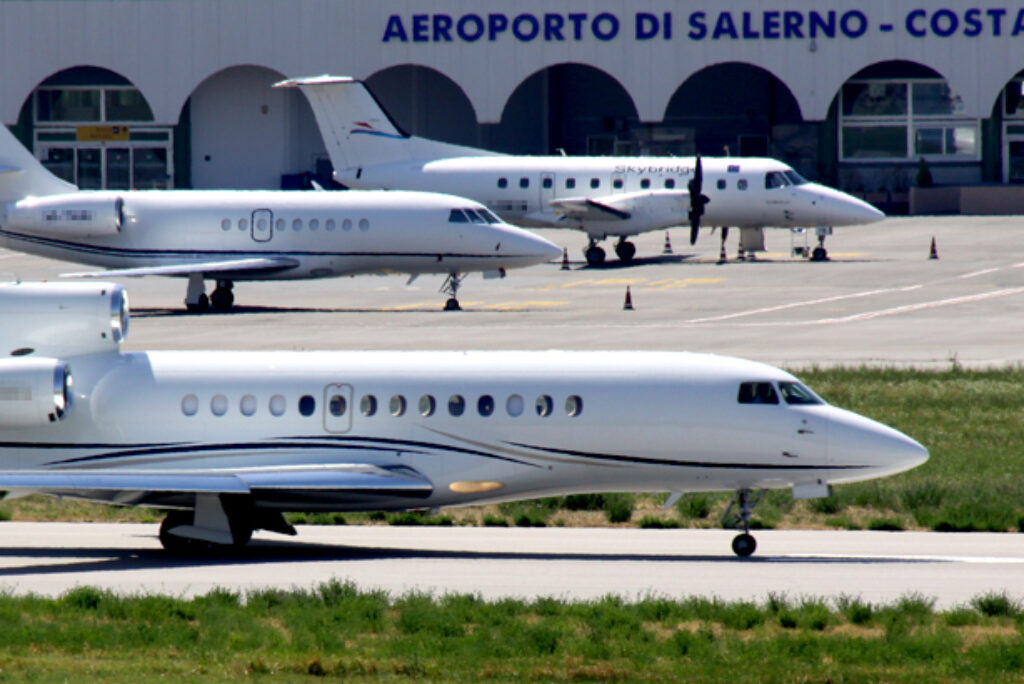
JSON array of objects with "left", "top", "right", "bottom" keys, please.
[
  {"left": 3, "top": 215, "right": 1022, "bottom": 367},
  {"left": 0, "top": 523, "right": 1020, "bottom": 609}
]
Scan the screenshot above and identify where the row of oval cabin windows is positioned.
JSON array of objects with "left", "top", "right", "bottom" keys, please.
[
  {"left": 182, "top": 393, "right": 584, "bottom": 418},
  {"left": 220, "top": 217, "right": 371, "bottom": 232},
  {"left": 496, "top": 177, "right": 761, "bottom": 192}
]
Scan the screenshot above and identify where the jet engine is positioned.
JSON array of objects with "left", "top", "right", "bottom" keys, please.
[
  {"left": 5, "top": 194, "right": 124, "bottom": 238},
  {"left": 0, "top": 357, "right": 72, "bottom": 427},
  {"left": 0, "top": 281, "right": 129, "bottom": 358}
]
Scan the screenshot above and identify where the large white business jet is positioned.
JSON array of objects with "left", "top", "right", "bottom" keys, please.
[
  {"left": 279, "top": 75, "right": 885, "bottom": 267},
  {"left": 0, "top": 281, "right": 927, "bottom": 557},
  {"left": 0, "top": 123, "right": 560, "bottom": 311}
]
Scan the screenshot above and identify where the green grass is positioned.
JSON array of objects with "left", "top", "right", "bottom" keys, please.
[
  {"left": 0, "top": 583, "right": 1021, "bottom": 682},
  {"left": 2, "top": 368, "right": 1024, "bottom": 533}
]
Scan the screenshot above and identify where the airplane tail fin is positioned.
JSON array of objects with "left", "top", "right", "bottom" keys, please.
[
  {"left": 0, "top": 124, "right": 77, "bottom": 203},
  {"left": 275, "top": 75, "right": 497, "bottom": 176}
]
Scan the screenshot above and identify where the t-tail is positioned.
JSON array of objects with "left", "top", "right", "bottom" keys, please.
[
  {"left": 0, "top": 124, "right": 77, "bottom": 204},
  {"left": 275, "top": 75, "right": 498, "bottom": 183}
]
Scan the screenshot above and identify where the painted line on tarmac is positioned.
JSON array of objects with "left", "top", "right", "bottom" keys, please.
[
  {"left": 684, "top": 288, "right": 905, "bottom": 323},
  {"left": 959, "top": 267, "right": 1001, "bottom": 279},
  {"left": 809, "top": 287, "right": 1024, "bottom": 324}
]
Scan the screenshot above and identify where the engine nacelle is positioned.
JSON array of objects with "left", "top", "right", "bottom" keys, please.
[
  {"left": 0, "top": 281, "right": 128, "bottom": 357},
  {"left": 0, "top": 357, "right": 72, "bottom": 428},
  {"left": 5, "top": 194, "right": 124, "bottom": 238}
]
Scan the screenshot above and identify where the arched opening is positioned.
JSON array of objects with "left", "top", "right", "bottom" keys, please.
[
  {"left": 186, "top": 64, "right": 323, "bottom": 190},
  {"left": 664, "top": 63, "right": 806, "bottom": 168},
  {"left": 366, "top": 65, "right": 479, "bottom": 147},
  {"left": 487, "top": 63, "right": 638, "bottom": 155},
  {"left": 993, "top": 69, "right": 1024, "bottom": 183},
  {"left": 16, "top": 66, "right": 171, "bottom": 190}
]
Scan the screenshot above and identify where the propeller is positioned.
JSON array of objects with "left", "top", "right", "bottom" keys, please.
[{"left": 688, "top": 155, "right": 710, "bottom": 245}]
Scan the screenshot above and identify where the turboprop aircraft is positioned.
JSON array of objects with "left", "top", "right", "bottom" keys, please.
[
  {"left": 278, "top": 75, "right": 885, "bottom": 266},
  {"left": 0, "top": 281, "right": 927, "bottom": 557},
  {"left": 0, "top": 123, "right": 560, "bottom": 311}
]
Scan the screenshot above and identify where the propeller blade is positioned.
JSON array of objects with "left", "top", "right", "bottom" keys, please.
[{"left": 687, "top": 155, "right": 706, "bottom": 245}]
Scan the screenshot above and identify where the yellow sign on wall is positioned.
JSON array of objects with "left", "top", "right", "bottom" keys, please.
[{"left": 76, "top": 125, "right": 130, "bottom": 142}]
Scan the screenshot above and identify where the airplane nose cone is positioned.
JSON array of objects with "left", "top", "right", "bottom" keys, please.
[
  {"left": 810, "top": 185, "right": 886, "bottom": 226},
  {"left": 827, "top": 407, "right": 928, "bottom": 482},
  {"left": 495, "top": 224, "right": 562, "bottom": 265}
]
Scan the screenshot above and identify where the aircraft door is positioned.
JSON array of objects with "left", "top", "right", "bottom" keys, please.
[
  {"left": 251, "top": 209, "right": 273, "bottom": 242},
  {"left": 324, "top": 383, "right": 353, "bottom": 433},
  {"left": 540, "top": 173, "right": 555, "bottom": 211}
]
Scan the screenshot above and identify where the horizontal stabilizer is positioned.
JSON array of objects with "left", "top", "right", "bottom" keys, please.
[{"left": 60, "top": 256, "right": 300, "bottom": 279}]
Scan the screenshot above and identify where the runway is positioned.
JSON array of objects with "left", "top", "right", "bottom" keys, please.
[{"left": 0, "top": 523, "right": 1019, "bottom": 609}]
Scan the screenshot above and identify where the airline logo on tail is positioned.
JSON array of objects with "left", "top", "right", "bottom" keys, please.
[{"left": 351, "top": 121, "right": 404, "bottom": 140}]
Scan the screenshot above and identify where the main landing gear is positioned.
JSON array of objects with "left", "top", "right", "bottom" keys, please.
[
  {"left": 185, "top": 275, "right": 235, "bottom": 313},
  {"left": 722, "top": 488, "right": 764, "bottom": 557},
  {"left": 440, "top": 272, "right": 464, "bottom": 311},
  {"left": 583, "top": 237, "right": 636, "bottom": 267},
  {"left": 158, "top": 494, "right": 296, "bottom": 553}
]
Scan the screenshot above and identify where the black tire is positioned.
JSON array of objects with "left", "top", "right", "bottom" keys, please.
[
  {"left": 731, "top": 533, "right": 757, "bottom": 558},
  {"left": 159, "top": 510, "right": 198, "bottom": 553},
  {"left": 585, "top": 246, "right": 606, "bottom": 267},
  {"left": 444, "top": 298, "right": 462, "bottom": 311},
  {"left": 615, "top": 241, "right": 636, "bottom": 262},
  {"left": 185, "top": 293, "right": 209, "bottom": 313},
  {"left": 210, "top": 288, "right": 234, "bottom": 311},
  {"left": 811, "top": 246, "right": 828, "bottom": 262}
]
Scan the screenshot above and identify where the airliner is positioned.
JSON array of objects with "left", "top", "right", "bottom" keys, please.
[
  {"left": 0, "top": 123, "right": 560, "bottom": 311},
  {"left": 0, "top": 281, "right": 928, "bottom": 557},
  {"left": 278, "top": 75, "right": 885, "bottom": 266}
]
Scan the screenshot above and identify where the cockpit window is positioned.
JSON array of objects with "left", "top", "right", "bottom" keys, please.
[
  {"left": 478, "top": 208, "right": 502, "bottom": 223},
  {"left": 464, "top": 209, "right": 486, "bottom": 224},
  {"left": 738, "top": 382, "right": 780, "bottom": 405},
  {"left": 448, "top": 209, "right": 468, "bottom": 223},
  {"left": 765, "top": 172, "right": 789, "bottom": 189},
  {"left": 784, "top": 170, "right": 808, "bottom": 186},
  {"left": 778, "top": 382, "right": 823, "bottom": 405}
]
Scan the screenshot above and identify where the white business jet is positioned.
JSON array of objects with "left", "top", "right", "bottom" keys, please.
[
  {"left": 0, "top": 123, "right": 560, "bottom": 311},
  {"left": 278, "top": 75, "right": 885, "bottom": 266},
  {"left": 0, "top": 281, "right": 927, "bottom": 557}
]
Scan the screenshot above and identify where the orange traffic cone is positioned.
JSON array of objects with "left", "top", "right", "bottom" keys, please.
[
  {"left": 929, "top": 237, "right": 939, "bottom": 260},
  {"left": 623, "top": 286, "right": 634, "bottom": 311},
  {"left": 662, "top": 232, "right": 673, "bottom": 255},
  {"left": 560, "top": 247, "right": 570, "bottom": 270},
  {"left": 717, "top": 241, "right": 727, "bottom": 264}
]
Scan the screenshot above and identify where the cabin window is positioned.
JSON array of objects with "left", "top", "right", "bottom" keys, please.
[
  {"left": 359, "top": 218, "right": 369, "bottom": 231},
  {"left": 737, "top": 179, "right": 748, "bottom": 191},
  {"left": 778, "top": 382, "right": 823, "bottom": 405},
  {"left": 360, "top": 394, "right": 377, "bottom": 417},
  {"left": 448, "top": 209, "right": 468, "bottom": 223},
  {"left": 343, "top": 218, "right": 353, "bottom": 231},
  {"left": 276, "top": 218, "right": 286, "bottom": 232},
  {"left": 449, "top": 394, "right": 466, "bottom": 416},
  {"left": 519, "top": 177, "right": 529, "bottom": 188},
  {"left": 542, "top": 177, "right": 553, "bottom": 189},
  {"left": 478, "top": 394, "right": 495, "bottom": 416},
  {"left": 765, "top": 172, "right": 789, "bottom": 189},
  {"left": 565, "top": 178, "right": 576, "bottom": 189},
  {"left": 717, "top": 179, "right": 726, "bottom": 190},
  {"left": 309, "top": 218, "right": 320, "bottom": 231},
  {"left": 497, "top": 177, "right": 508, "bottom": 189},
  {"left": 238, "top": 218, "right": 249, "bottom": 231},
  {"left": 419, "top": 394, "right": 436, "bottom": 416},
  {"left": 506, "top": 394, "right": 524, "bottom": 417},
  {"left": 329, "top": 394, "right": 347, "bottom": 417},
  {"left": 785, "top": 171, "right": 808, "bottom": 185},
  {"left": 613, "top": 178, "right": 623, "bottom": 189},
  {"left": 211, "top": 394, "right": 228, "bottom": 416},
  {"left": 464, "top": 209, "right": 486, "bottom": 224},
  {"left": 240, "top": 394, "right": 257, "bottom": 417},
  {"left": 325, "top": 218, "right": 336, "bottom": 231},
  {"left": 664, "top": 179, "right": 675, "bottom": 189},
  {"left": 640, "top": 179, "right": 650, "bottom": 189},
  {"left": 737, "top": 382, "right": 780, "bottom": 405},
  {"left": 480, "top": 209, "right": 501, "bottom": 223},
  {"left": 298, "top": 395, "right": 316, "bottom": 416},
  {"left": 535, "top": 394, "right": 553, "bottom": 417},
  {"left": 590, "top": 178, "right": 600, "bottom": 189},
  {"left": 181, "top": 394, "right": 199, "bottom": 416},
  {"left": 220, "top": 218, "right": 231, "bottom": 231},
  {"left": 269, "top": 394, "right": 286, "bottom": 416},
  {"left": 390, "top": 395, "right": 406, "bottom": 416},
  {"left": 292, "top": 218, "right": 302, "bottom": 231},
  {"left": 565, "top": 395, "right": 583, "bottom": 417}
]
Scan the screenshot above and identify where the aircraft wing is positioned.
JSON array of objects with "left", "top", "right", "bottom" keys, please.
[
  {"left": 60, "top": 256, "right": 300, "bottom": 279},
  {"left": 0, "top": 463, "right": 433, "bottom": 502},
  {"left": 550, "top": 189, "right": 689, "bottom": 222}
]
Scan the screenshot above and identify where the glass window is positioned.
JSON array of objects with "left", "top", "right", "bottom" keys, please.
[
  {"left": 565, "top": 395, "right": 583, "bottom": 417},
  {"left": 566, "top": 178, "right": 576, "bottom": 189},
  {"left": 716, "top": 179, "right": 726, "bottom": 190},
  {"left": 464, "top": 209, "right": 485, "bottom": 224},
  {"left": 309, "top": 218, "right": 319, "bottom": 231},
  {"left": 842, "top": 82, "right": 907, "bottom": 117},
  {"left": 132, "top": 148, "right": 168, "bottom": 189},
  {"left": 360, "top": 394, "right": 377, "bottom": 417},
  {"left": 293, "top": 218, "right": 303, "bottom": 231},
  {"left": 419, "top": 395, "right": 436, "bottom": 416},
  {"left": 519, "top": 177, "right": 529, "bottom": 188},
  {"left": 359, "top": 218, "right": 369, "bottom": 231},
  {"left": 737, "top": 179, "right": 748, "bottom": 191},
  {"left": 778, "top": 382, "right": 824, "bottom": 405},
  {"left": 390, "top": 395, "right": 406, "bottom": 416},
  {"left": 240, "top": 394, "right": 257, "bottom": 417},
  {"left": 343, "top": 218, "right": 353, "bottom": 231},
  {"left": 542, "top": 177, "right": 553, "bottom": 189},
  {"left": 479, "top": 209, "right": 501, "bottom": 223},
  {"left": 737, "top": 382, "right": 780, "bottom": 405},
  {"left": 105, "top": 89, "right": 154, "bottom": 121},
  {"left": 590, "top": 178, "right": 600, "bottom": 189},
  {"left": 106, "top": 148, "right": 130, "bottom": 190},
  {"left": 506, "top": 394, "right": 524, "bottom": 417},
  {"left": 275, "top": 218, "right": 286, "bottom": 232},
  {"left": 329, "top": 394, "right": 347, "bottom": 417},
  {"left": 784, "top": 171, "right": 808, "bottom": 185},
  {"left": 269, "top": 394, "right": 286, "bottom": 416},
  {"left": 641, "top": 179, "right": 650, "bottom": 189},
  {"left": 478, "top": 395, "right": 494, "bottom": 416},
  {"left": 221, "top": 218, "right": 231, "bottom": 231},
  {"left": 181, "top": 394, "right": 198, "bottom": 416},
  {"left": 665, "top": 179, "right": 675, "bottom": 189},
  {"left": 448, "top": 394, "right": 466, "bottom": 416},
  {"left": 497, "top": 177, "right": 508, "bottom": 189},
  {"left": 37, "top": 89, "right": 101, "bottom": 122},
  {"left": 842, "top": 126, "right": 908, "bottom": 159},
  {"left": 76, "top": 149, "right": 101, "bottom": 190},
  {"left": 915, "top": 128, "right": 943, "bottom": 155},
  {"left": 765, "top": 172, "right": 788, "bottom": 189},
  {"left": 912, "top": 82, "right": 964, "bottom": 116},
  {"left": 448, "top": 209, "right": 468, "bottom": 223},
  {"left": 238, "top": 218, "right": 248, "bottom": 231},
  {"left": 211, "top": 394, "right": 228, "bottom": 416},
  {"left": 298, "top": 395, "right": 315, "bottom": 416},
  {"left": 613, "top": 178, "right": 623, "bottom": 189},
  {"left": 325, "top": 218, "right": 336, "bottom": 231},
  {"left": 535, "top": 394, "right": 553, "bottom": 417}
]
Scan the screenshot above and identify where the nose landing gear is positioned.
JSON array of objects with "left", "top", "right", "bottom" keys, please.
[
  {"left": 722, "top": 488, "right": 764, "bottom": 557},
  {"left": 440, "top": 272, "right": 464, "bottom": 311}
]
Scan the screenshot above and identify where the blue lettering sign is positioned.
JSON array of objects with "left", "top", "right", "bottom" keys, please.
[
  {"left": 593, "top": 12, "right": 619, "bottom": 40},
  {"left": 382, "top": 15, "right": 408, "bottom": 42},
  {"left": 1014, "top": 8, "right": 1024, "bottom": 35},
  {"left": 840, "top": 10, "right": 867, "bottom": 38},
  {"left": 434, "top": 15, "right": 453, "bottom": 41},
  {"left": 809, "top": 11, "right": 836, "bottom": 38},
  {"left": 545, "top": 13, "right": 565, "bottom": 41},
  {"left": 742, "top": 12, "right": 760, "bottom": 38},
  {"left": 636, "top": 12, "right": 659, "bottom": 40},
  {"left": 931, "top": 9, "right": 958, "bottom": 37},
  {"left": 964, "top": 8, "right": 983, "bottom": 36},
  {"left": 783, "top": 11, "right": 804, "bottom": 38},
  {"left": 488, "top": 14, "right": 508, "bottom": 41},
  {"left": 457, "top": 14, "right": 484, "bottom": 41},
  {"left": 567, "top": 13, "right": 587, "bottom": 40},
  {"left": 688, "top": 11, "right": 707, "bottom": 40},
  {"left": 412, "top": 14, "right": 429, "bottom": 42},
  {"left": 712, "top": 12, "right": 738, "bottom": 40},
  {"left": 763, "top": 11, "right": 781, "bottom": 39},
  {"left": 513, "top": 14, "right": 539, "bottom": 41}
]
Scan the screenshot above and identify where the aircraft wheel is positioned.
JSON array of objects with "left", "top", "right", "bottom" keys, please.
[
  {"left": 444, "top": 297, "right": 462, "bottom": 311},
  {"left": 186, "top": 293, "right": 209, "bottom": 313},
  {"left": 159, "top": 511, "right": 201, "bottom": 553},
  {"left": 210, "top": 288, "right": 234, "bottom": 311},
  {"left": 615, "top": 240, "right": 636, "bottom": 262},
  {"left": 811, "top": 246, "right": 829, "bottom": 262},
  {"left": 731, "top": 533, "right": 757, "bottom": 558},
  {"left": 585, "top": 245, "right": 606, "bottom": 267}
]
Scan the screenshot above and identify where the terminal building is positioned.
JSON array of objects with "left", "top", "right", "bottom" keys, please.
[{"left": 3, "top": 1, "right": 1023, "bottom": 213}]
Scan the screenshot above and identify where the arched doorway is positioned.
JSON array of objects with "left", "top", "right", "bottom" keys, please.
[{"left": 366, "top": 65, "right": 479, "bottom": 147}]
